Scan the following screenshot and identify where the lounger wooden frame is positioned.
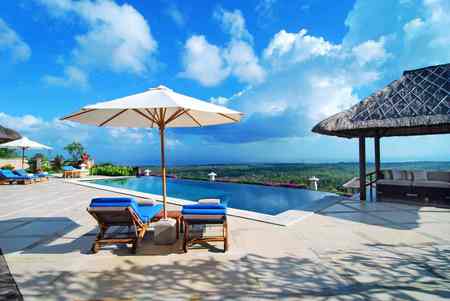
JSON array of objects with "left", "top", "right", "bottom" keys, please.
[
  {"left": 87, "top": 206, "right": 148, "bottom": 254},
  {"left": 63, "top": 170, "right": 81, "bottom": 178},
  {"left": 0, "top": 178, "right": 33, "bottom": 185},
  {"left": 182, "top": 217, "right": 228, "bottom": 253}
]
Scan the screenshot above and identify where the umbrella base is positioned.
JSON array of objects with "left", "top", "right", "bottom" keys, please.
[{"left": 153, "top": 218, "right": 177, "bottom": 245}]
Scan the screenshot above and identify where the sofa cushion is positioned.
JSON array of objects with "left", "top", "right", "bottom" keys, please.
[
  {"left": 377, "top": 179, "right": 411, "bottom": 187},
  {"left": 382, "top": 170, "right": 392, "bottom": 180},
  {"left": 392, "top": 169, "right": 403, "bottom": 180},
  {"left": 413, "top": 170, "right": 427, "bottom": 181},
  {"left": 413, "top": 181, "right": 450, "bottom": 189},
  {"left": 427, "top": 172, "right": 450, "bottom": 183}
]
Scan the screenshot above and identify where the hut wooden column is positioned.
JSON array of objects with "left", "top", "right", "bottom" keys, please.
[
  {"left": 359, "top": 137, "right": 366, "bottom": 201},
  {"left": 374, "top": 136, "right": 381, "bottom": 180}
]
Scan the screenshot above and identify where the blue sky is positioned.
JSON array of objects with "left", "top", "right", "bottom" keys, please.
[{"left": 0, "top": 0, "right": 449, "bottom": 165}]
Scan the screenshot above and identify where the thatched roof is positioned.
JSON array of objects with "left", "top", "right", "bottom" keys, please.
[
  {"left": 0, "top": 126, "right": 21, "bottom": 143},
  {"left": 312, "top": 63, "right": 450, "bottom": 138}
]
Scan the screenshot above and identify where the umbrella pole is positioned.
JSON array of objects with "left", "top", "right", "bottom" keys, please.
[
  {"left": 22, "top": 147, "right": 25, "bottom": 169},
  {"left": 160, "top": 127, "right": 168, "bottom": 219}
]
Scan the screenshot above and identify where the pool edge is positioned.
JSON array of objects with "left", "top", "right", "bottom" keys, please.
[{"left": 67, "top": 177, "right": 343, "bottom": 227}]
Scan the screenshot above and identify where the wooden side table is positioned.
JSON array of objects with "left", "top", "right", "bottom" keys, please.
[{"left": 152, "top": 210, "right": 182, "bottom": 240}]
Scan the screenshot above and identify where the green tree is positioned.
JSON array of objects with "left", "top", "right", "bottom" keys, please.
[
  {"left": 0, "top": 148, "right": 17, "bottom": 158},
  {"left": 51, "top": 154, "right": 65, "bottom": 172},
  {"left": 64, "top": 142, "right": 85, "bottom": 161},
  {"left": 28, "top": 153, "right": 50, "bottom": 172}
]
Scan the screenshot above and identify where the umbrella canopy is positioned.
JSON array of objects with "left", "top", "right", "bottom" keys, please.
[
  {"left": 0, "top": 125, "right": 21, "bottom": 143},
  {"left": 61, "top": 85, "right": 243, "bottom": 218},
  {"left": 62, "top": 85, "right": 242, "bottom": 128},
  {"left": 0, "top": 136, "right": 52, "bottom": 168}
]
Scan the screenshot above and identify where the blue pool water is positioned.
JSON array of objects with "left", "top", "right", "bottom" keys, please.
[{"left": 91, "top": 176, "right": 336, "bottom": 215}]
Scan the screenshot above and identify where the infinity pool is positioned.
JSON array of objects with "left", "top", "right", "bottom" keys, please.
[{"left": 91, "top": 176, "right": 336, "bottom": 215}]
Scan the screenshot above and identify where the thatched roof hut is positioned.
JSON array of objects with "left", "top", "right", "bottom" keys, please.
[
  {"left": 0, "top": 125, "right": 21, "bottom": 143},
  {"left": 312, "top": 63, "right": 450, "bottom": 138},
  {"left": 311, "top": 63, "right": 450, "bottom": 201}
]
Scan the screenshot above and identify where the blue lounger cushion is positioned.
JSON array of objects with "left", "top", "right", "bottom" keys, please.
[
  {"left": 182, "top": 204, "right": 226, "bottom": 210},
  {"left": 13, "top": 169, "right": 37, "bottom": 179},
  {"left": 182, "top": 204, "right": 227, "bottom": 221},
  {"left": 0, "top": 169, "right": 30, "bottom": 180},
  {"left": 89, "top": 197, "right": 162, "bottom": 223},
  {"left": 182, "top": 208, "right": 227, "bottom": 215},
  {"left": 63, "top": 166, "right": 76, "bottom": 171}
]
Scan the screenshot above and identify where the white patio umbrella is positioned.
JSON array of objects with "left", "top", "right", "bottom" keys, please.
[
  {"left": 0, "top": 136, "right": 52, "bottom": 168},
  {"left": 61, "top": 85, "right": 243, "bottom": 218}
]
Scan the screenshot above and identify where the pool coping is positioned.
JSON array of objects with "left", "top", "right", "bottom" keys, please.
[{"left": 67, "top": 176, "right": 344, "bottom": 227}]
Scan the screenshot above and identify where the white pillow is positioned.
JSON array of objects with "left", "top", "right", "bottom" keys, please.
[
  {"left": 413, "top": 170, "right": 427, "bottom": 181},
  {"left": 391, "top": 169, "right": 403, "bottom": 180},
  {"left": 198, "top": 198, "right": 221, "bottom": 204},
  {"left": 136, "top": 199, "right": 155, "bottom": 205}
]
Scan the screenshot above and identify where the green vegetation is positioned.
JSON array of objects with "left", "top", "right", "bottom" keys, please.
[
  {"left": 1, "top": 164, "right": 15, "bottom": 170},
  {"left": 165, "top": 163, "right": 359, "bottom": 194},
  {"left": 0, "top": 148, "right": 18, "bottom": 158},
  {"left": 51, "top": 155, "right": 65, "bottom": 172},
  {"left": 87, "top": 161, "right": 450, "bottom": 194},
  {"left": 28, "top": 153, "right": 51, "bottom": 172},
  {"left": 64, "top": 142, "right": 85, "bottom": 161},
  {"left": 164, "top": 162, "right": 450, "bottom": 194},
  {"left": 90, "top": 164, "right": 135, "bottom": 176}
]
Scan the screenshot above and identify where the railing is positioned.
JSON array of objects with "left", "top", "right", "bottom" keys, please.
[{"left": 365, "top": 171, "right": 377, "bottom": 187}]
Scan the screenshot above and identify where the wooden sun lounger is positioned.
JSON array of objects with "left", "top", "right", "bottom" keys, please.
[
  {"left": 182, "top": 204, "right": 228, "bottom": 253},
  {"left": 87, "top": 198, "right": 163, "bottom": 254}
]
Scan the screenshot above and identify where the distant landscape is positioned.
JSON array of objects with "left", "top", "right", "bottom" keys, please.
[{"left": 154, "top": 162, "right": 450, "bottom": 194}]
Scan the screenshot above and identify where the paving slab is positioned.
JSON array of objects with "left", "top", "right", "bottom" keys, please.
[{"left": 0, "top": 178, "right": 449, "bottom": 300}]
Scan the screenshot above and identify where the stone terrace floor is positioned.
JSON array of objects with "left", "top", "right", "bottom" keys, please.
[{"left": 1, "top": 178, "right": 449, "bottom": 300}]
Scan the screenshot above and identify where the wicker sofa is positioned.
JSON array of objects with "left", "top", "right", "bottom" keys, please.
[{"left": 377, "top": 170, "right": 450, "bottom": 205}]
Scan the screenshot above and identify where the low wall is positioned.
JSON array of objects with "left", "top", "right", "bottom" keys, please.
[{"left": 0, "top": 158, "right": 28, "bottom": 169}]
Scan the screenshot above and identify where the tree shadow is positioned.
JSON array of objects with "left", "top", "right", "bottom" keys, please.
[
  {"left": 0, "top": 217, "right": 80, "bottom": 255},
  {"left": 14, "top": 244, "right": 450, "bottom": 300}
]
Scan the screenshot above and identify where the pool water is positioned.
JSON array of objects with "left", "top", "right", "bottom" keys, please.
[{"left": 91, "top": 176, "right": 336, "bottom": 215}]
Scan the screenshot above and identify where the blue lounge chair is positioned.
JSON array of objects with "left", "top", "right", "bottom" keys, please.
[
  {"left": 63, "top": 166, "right": 80, "bottom": 178},
  {"left": 182, "top": 203, "right": 228, "bottom": 252},
  {"left": 13, "top": 169, "right": 40, "bottom": 182},
  {"left": 0, "top": 169, "right": 33, "bottom": 185},
  {"left": 87, "top": 197, "right": 163, "bottom": 254}
]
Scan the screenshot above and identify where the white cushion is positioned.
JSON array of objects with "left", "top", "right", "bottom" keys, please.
[
  {"left": 391, "top": 169, "right": 403, "bottom": 180},
  {"left": 377, "top": 179, "right": 411, "bottom": 187},
  {"left": 198, "top": 198, "right": 221, "bottom": 204},
  {"left": 136, "top": 199, "right": 155, "bottom": 205},
  {"left": 413, "top": 181, "right": 450, "bottom": 189},
  {"left": 413, "top": 170, "right": 427, "bottom": 181}
]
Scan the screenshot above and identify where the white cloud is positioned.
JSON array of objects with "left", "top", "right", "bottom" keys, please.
[
  {"left": 109, "top": 127, "right": 146, "bottom": 144},
  {"left": 0, "top": 112, "right": 91, "bottom": 146},
  {"left": 37, "top": 0, "right": 157, "bottom": 87},
  {"left": 352, "top": 36, "right": 390, "bottom": 65},
  {"left": 0, "top": 111, "right": 153, "bottom": 160},
  {"left": 181, "top": 8, "right": 265, "bottom": 86},
  {"left": 0, "top": 113, "right": 44, "bottom": 132},
  {"left": 224, "top": 40, "right": 266, "bottom": 84},
  {"left": 264, "top": 29, "right": 340, "bottom": 65},
  {"left": 43, "top": 65, "right": 88, "bottom": 89},
  {"left": 213, "top": 7, "right": 252, "bottom": 42},
  {"left": 210, "top": 96, "right": 230, "bottom": 106},
  {"left": 256, "top": 0, "right": 277, "bottom": 20},
  {"left": 165, "top": 4, "right": 185, "bottom": 27},
  {"left": 403, "top": 18, "right": 425, "bottom": 39},
  {"left": 0, "top": 18, "right": 31, "bottom": 62},
  {"left": 307, "top": 74, "right": 359, "bottom": 120},
  {"left": 180, "top": 35, "right": 229, "bottom": 86}
]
